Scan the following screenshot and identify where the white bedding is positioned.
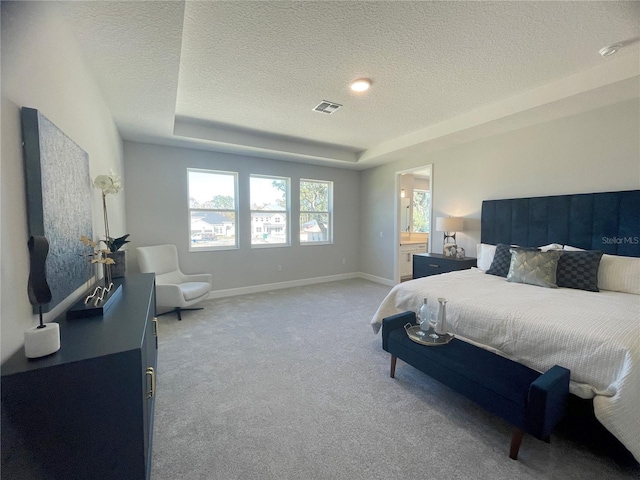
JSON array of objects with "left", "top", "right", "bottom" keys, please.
[{"left": 371, "top": 268, "right": 640, "bottom": 461}]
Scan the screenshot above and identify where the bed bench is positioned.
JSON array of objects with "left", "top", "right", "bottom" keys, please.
[{"left": 382, "top": 311, "right": 570, "bottom": 459}]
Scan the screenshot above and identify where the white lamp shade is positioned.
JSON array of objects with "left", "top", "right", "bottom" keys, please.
[{"left": 436, "top": 216, "right": 463, "bottom": 232}]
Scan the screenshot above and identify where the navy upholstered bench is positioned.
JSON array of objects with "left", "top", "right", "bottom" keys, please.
[{"left": 382, "top": 311, "right": 570, "bottom": 460}]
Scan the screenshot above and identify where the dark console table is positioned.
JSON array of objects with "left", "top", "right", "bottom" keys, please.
[
  {"left": 1, "top": 274, "right": 158, "bottom": 480},
  {"left": 413, "top": 253, "right": 476, "bottom": 278}
]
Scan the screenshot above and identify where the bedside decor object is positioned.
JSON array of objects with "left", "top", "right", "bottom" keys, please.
[
  {"left": 436, "top": 216, "right": 464, "bottom": 255},
  {"left": 66, "top": 236, "right": 122, "bottom": 319},
  {"left": 105, "top": 234, "right": 129, "bottom": 279},
  {"left": 435, "top": 298, "right": 448, "bottom": 335},
  {"left": 66, "top": 282, "right": 122, "bottom": 320},
  {"left": 455, "top": 247, "right": 465, "bottom": 259},
  {"left": 417, "top": 298, "right": 430, "bottom": 332},
  {"left": 443, "top": 244, "right": 457, "bottom": 258},
  {"left": 21, "top": 107, "right": 92, "bottom": 313},
  {"left": 94, "top": 171, "right": 128, "bottom": 278},
  {"left": 24, "top": 235, "right": 59, "bottom": 358},
  {"left": 404, "top": 323, "right": 454, "bottom": 346},
  {"left": 80, "top": 235, "right": 115, "bottom": 291}
]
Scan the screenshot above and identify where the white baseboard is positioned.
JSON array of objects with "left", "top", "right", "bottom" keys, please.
[
  {"left": 207, "top": 272, "right": 394, "bottom": 299},
  {"left": 356, "top": 272, "right": 396, "bottom": 287}
]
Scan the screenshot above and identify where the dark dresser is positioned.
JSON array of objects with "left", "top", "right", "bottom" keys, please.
[
  {"left": 1, "top": 274, "right": 158, "bottom": 480},
  {"left": 413, "top": 253, "right": 477, "bottom": 278}
]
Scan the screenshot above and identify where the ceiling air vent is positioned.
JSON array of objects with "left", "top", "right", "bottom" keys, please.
[{"left": 313, "top": 100, "right": 342, "bottom": 115}]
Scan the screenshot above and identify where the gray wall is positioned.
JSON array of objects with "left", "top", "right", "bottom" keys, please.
[
  {"left": 123, "top": 142, "right": 361, "bottom": 292},
  {"left": 359, "top": 99, "right": 640, "bottom": 282},
  {"left": 1, "top": 2, "right": 125, "bottom": 362}
]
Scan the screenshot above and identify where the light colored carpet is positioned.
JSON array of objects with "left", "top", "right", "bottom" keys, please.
[{"left": 151, "top": 279, "right": 639, "bottom": 480}]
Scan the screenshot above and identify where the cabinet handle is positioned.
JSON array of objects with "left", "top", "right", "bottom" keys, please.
[
  {"left": 153, "top": 317, "right": 158, "bottom": 337},
  {"left": 429, "top": 264, "right": 440, "bottom": 268},
  {"left": 146, "top": 367, "right": 155, "bottom": 399}
]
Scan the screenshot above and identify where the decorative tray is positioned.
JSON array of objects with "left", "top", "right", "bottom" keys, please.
[{"left": 404, "top": 323, "right": 454, "bottom": 346}]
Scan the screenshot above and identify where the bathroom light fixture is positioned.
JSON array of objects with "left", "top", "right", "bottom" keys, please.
[
  {"left": 599, "top": 44, "right": 622, "bottom": 57},
  {"left": 436, "top": 216, "right": 464, "bottom": 253},
  {"left": 350, "top": 78, "right": 371, "bottom": 92},
  {"left": 401, "top": 189, "right": 405, "bottom": 198}
]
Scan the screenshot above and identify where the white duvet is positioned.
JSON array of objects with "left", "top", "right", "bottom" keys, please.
[{"left": 371, "top": 268, "right": 640, "bottom": 461}]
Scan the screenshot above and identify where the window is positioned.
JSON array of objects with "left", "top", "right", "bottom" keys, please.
[
  {"left": 188, "top": 169, "right": 238, "bottom": 250},
  {"left": 300, "top": 179, "right": 333, "bottom": 244},
  {"left": 250, "top": 175, "right": 290, "bottom": 246},
  {"left": 412, "top": 189, "right": 431, "bottom": 233}
]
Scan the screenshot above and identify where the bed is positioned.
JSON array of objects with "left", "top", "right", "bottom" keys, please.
[{"left": 371, "top": 190, "right": 640, "bottom": 462}]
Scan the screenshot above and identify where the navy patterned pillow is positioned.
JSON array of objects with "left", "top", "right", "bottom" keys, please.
[
  {"left": 556, "top": 250, "right": 603, "bottom": 292},
  {"left": 486, "top": 244, "right": 538, "bottom": 278}
]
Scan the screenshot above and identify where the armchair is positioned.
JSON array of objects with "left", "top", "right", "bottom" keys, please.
[{"left": 136, "top": 244, "right": 212, "bottom": 320}]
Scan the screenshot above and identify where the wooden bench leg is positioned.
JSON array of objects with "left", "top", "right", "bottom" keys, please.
[
  {"left": 390, "top": 355, "right": 397, "bottom": 378},
  {"left": 510, "top": 428, "right": 524, "bottom": 460}
]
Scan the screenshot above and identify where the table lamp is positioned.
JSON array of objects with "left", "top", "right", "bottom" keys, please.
[{"left": 436, "top": 216, "right": 464, "bottom": 254}]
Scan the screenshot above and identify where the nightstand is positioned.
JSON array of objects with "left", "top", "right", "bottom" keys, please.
[{"left": 413, "top": 253, "right": 477, "bottom": 279}]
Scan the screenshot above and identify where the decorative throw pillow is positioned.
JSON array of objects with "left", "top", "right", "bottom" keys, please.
[
  {"left": 556, "top": 250, "right": 603, "bottom": 292},
  {"left": 486, "top": 244, "right": 538, "bottom": 278},
  {"left": 506, "top": 249, "right": 563, "bottom": 288}
]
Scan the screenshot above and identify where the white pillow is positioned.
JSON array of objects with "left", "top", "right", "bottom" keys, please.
[
  {"left": 597, "top": 254, "right": 640, "bottom": 294},
  {"left": 476, "top": 243, "right": 497, "bottom": 271},
  {"left": 564, "top": 245, "right": 584, "bottom": 251},
  {"left": 539, "top": 243, "right": 564, "bottom": 252}
]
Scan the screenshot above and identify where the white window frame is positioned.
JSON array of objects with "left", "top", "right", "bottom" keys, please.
[
  {"left": 187, "top": 168, "right": 238, "bottom": 252},
  {"left": 300, "top": 178, "right": 333, "bottom": 245},
  {"left": 250, "top": 174, "right": 290, "bottom": 248}
]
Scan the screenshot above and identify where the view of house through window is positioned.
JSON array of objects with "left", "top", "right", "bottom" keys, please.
[
  {"left": 250, "top": 175, "right": 290, "bottom": 246},
  {"left": 300, "top": 179, "right": 332, "bottom": 244},
  {"left": 188, "top": 169, "right": 238, "bottom": 250},
  {"left": 412, "top": 189, "right": 431, "bottom": 233}
]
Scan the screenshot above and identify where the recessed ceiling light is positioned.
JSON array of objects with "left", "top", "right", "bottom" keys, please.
[
  {"left": 599, "top": 44, "right": 622, "bottom": 57},
  {"left": 350, "top": 78, "right": 372, "bottom": 92}
]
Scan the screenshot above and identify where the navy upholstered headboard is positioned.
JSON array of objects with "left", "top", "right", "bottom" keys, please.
[{"left": 481, "top": 190, "right": 640, "bottom": 257}]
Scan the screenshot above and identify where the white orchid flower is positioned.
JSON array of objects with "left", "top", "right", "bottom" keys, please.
[{"left": 93, "top": 172, "right": 122, "bottom": 195}]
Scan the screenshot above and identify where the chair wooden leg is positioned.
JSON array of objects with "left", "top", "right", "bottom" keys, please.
[
  {"left": 390, "top": 355, "right": 397, "bottom": 378},
  {"left": 510, "top": 428, "right": 524, "bottom": 460}
]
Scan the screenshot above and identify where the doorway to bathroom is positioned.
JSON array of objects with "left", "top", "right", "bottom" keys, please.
[{"left": 396, "top": 165, "right": 433, "bottom": 283}]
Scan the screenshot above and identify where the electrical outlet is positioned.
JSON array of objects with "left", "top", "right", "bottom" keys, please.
[
  {"left": 379, "top": 231, "right": 383, "bottom": 237},
  {"left": 342, "top": 258, "right": 346, "bottom": 265},
  {"left": 277, "top": 265, "right": 282, "bottom": 272}
]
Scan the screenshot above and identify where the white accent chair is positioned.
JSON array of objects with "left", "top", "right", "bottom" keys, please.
[{"left": 137, "top": 244, "right": 212, "bottom": 320}]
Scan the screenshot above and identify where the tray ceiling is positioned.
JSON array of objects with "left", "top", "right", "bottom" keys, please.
[{"left": 58, "top": 1, "right": 640, "bottom": 169}]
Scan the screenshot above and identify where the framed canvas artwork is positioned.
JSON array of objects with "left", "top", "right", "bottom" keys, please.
[{"left": 21, "top": 107, "right": 93, "bottom": 312}]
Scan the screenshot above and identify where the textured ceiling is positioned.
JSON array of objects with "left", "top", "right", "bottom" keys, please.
[{"left": 58, "top": 1, "right": 639, "bottom": 169}]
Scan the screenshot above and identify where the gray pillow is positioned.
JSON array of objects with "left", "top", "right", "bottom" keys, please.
[
  {"left": 507, "top": 249, "right": 563, "bottom": 288},
  {"left": 486, "top": 244, "right": 538, "bottom": 278},
  {"left": 556, "top": 250, "right": 603, "bottom": 292}
]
